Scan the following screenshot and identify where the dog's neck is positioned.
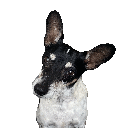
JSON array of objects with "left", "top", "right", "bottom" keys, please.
[
  {"left": 40, "top": 76, "right": 87, "bottom": 105},
  {"left": 37, "top": 76, "right": 88, "bottom": 127}
]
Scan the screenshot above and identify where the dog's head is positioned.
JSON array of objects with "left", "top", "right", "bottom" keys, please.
[{"left": 33, "top": 10, "right": 115, "bottom": 98}]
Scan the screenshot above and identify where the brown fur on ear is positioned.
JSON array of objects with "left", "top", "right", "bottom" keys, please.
[
  {"left": 44, "top": 10, "right": 63, "bottom": 46},
  {"left": 85, "top": 43, "right": 116, "bottom": 70}
]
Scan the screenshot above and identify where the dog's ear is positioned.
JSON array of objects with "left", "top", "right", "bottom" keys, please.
[
  {"left": 44, "top": 10, "right": 63, "bottom": 46},
  {"left": 85, "top": 43, "right": 115, "bottom": 70}
]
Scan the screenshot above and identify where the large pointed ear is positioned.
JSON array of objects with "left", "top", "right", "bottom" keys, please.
[
  {"left": 85, "top": 43, "right": 116, "bottom": 70},
  {"left": 44, "top": 10, "right": 63, "bottom": 46}
]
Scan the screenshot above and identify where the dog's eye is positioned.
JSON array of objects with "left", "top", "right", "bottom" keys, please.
[
  {"left": 63, "top": 68, "right": 76, "bottom": 82},
  {"left": 68, "top": 70, "right": 75, "bottom": 76}
]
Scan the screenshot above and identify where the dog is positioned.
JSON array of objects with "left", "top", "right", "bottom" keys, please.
[{"left": 32, "top": 10, "right": 116, "bottom": 128}]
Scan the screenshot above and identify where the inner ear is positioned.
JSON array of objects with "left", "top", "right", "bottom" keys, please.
[
  {"left": 85, "top": 43, "right": 115, "bottom": 70},
  {"left": 44, "top": 10, "right": 63, "bottom": 46}
]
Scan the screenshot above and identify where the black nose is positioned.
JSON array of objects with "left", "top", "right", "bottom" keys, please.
[{"left": 34, "top": 83, "right": 48, "bottom": 96}]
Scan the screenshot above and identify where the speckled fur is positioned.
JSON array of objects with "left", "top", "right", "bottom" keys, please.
[{"left": 33, "top": 76, "right": 88, "bottom": 128}]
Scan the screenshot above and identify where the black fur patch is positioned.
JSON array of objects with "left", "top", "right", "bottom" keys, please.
[{"left": 34, "top": 42, "right": 87, "bottom": 96}]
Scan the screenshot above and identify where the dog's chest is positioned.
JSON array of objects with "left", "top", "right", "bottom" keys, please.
[{"left": 36, "top": 79, "right": 88, "bottom": 127}]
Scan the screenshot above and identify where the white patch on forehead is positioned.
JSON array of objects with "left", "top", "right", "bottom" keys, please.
[
  {"left": 65, "top": 62, "right": 72, "bottom": 68},
  {"left": 50, "top": 53, "right": 56, "bottom": 60},
  {"left": 67, "top": 49, "right": 70, "bottom": 53}
]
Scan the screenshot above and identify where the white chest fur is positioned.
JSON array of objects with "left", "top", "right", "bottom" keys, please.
[{"left": 36, "top": 77, "right": 88, "bottom": 128}]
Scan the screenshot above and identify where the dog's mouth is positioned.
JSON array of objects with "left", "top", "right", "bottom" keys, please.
[
  {"left": 33, "top": 76, "right": 78, "bottom": 98},
  {"left": 33, "top": 69, "right": 78, "bottom": 98}
]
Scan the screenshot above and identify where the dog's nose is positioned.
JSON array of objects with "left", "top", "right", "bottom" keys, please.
[
  {"left": 34, "top": 83, "right": 48, "bottom": 96},
  {"left": 34, "top": 84, "right": 43, "bottom": 92}
]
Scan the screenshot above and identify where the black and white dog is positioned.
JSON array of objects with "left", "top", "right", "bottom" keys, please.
[{"left": 32, "top": 10, "right": 115, "bottom": 128}]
